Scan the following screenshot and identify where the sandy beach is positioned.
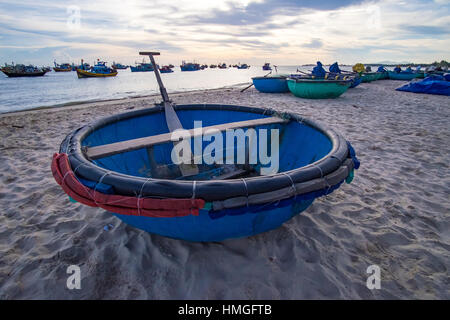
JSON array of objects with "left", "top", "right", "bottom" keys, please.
[{"left": 0, "top": 80, "right": 448, "bottom": 299}]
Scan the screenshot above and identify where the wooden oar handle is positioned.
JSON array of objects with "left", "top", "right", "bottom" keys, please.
[{"left": 139, "top": 52, "right": 160, "bottom": 56}]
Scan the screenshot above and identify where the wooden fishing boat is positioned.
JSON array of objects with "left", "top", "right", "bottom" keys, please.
[
  {"left": 252, "top": 76, "right": 289, "bottom": 93},
  {"left": 111, "top": 62, "right": 128, "bottom": 70},
  {"left": 159, "top": 65, "right": 174, "bottom": 73},
  {"left": 237, "top": 63, "right": 250, "bottom": 69},
  {"left": 262, "top": 62, "right": 272, "bottom": 71},
  {"left": 388, "top": 71, "right": 419, "bottom": 81},
  {"left": 180, "top": 61, "right": 201, "bottom": 71},
  {"left": 76, "top": 61, "right": 117, "bottom": 78},
  {"left": 51, "top": 51, "right": 359, "bottom": 241},
  {"left": 287, "top": 77, "right": 352, "bottom": 99},
  {"left": 53, "top": 62, "right": 72, "bottom": 72},
  {"left": 1, "top": 64, "right": 49, "bottom": 77}
]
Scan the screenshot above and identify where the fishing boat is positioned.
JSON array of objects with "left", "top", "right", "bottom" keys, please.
[
  {"left": 262, "top": 63, "right": 272, "bottom": 71},
  {"left": 159, "top": 65, "right": 174, "bottom": 73},
  {"left": 130, "top": 59, "right": 155, "bottom": 72},
  {"left": 111, "top": 62, "right": 128, "bottom": 70},
  {"left": 237, "top": 63, "right": 250, "bottom": 69},
  {"left": 218, "top": 63, "right": 227, "bottom": 69},
  {"left": 388, "top": 71, "right": 419, "bottom": 81},
  {"left": 51, "top": 51, "right": 360, "bottom": 241},
  {"left": 53, "top": 62, "right": 72, "bottom": 72},
  {"left": 76, "top": 60, "right": 117, "bottom": 78},
  {"left": 180, "top": 61, "right": 201, "bottom": 71},
  {"left": 210, "top": 64, "right": 217, "bottom": 68},
  {"left": 287, "top": 77, "right": 352, "bottom": 99},
  {"left": 1, "top": 63, "right": 49, "bottom": 77},
  {"left": 252, "top": 76, "right": 289, "bottom": 93}
]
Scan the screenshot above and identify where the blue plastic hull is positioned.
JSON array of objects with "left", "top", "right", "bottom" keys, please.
[
  {"left": 350, "top": 77, "right": 362, "bottom": 88},
  {"left": 252, "top": 77, "right": 289, "bottom": 93},
  {"left": 111, "top": 199, "right": 313, "bottom": 241}
]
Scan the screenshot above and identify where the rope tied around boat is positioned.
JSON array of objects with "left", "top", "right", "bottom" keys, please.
[{"left": 51, "top": 153, "right": 205, "bottom": 218}]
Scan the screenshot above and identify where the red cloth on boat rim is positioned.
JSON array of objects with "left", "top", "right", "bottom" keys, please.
[{"left": 51, "top": 153, "right": 204, "bottom": 217}]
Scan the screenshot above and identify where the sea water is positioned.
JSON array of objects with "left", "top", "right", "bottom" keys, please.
[{"left": 0, "top": 65, "right": 355, "bottom": 113}]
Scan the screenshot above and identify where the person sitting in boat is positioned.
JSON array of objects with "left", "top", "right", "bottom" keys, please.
[
  {"left": 365, "top": 66, "right": 372, "bottom": 72},
  {"left": 329, "top": 62, "right": 341, "bottom": 74},
  {"left": 394, "top": 65, "right": 402, "bottom": 73},
  {"left": 377, "top": 65, "right": 387, "bottom": 72},
  {"left": 312, "top": 61, "right": 326, "bottom": 78},
  {"left": 405, "top": 66, "right": 412, "bottom": 73}
]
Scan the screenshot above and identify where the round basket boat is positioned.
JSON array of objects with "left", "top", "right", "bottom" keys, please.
[
  {"left": 286, "top": 78, "right": 352, "bottom": 99},
  {"left": 360, "top": 72, "right": 381, "bottom": 83},
  {"left": 388, "top": 71, "right": 419, "bottom": 81},
  {"left": 252, "top": 76, "right": 289, "bottom": 93},
  {"left": 52, "top": 104, "right": 359, "bottom": 241}
]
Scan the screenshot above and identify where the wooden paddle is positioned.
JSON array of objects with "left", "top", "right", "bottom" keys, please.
[
  {"left": 139, "top": 51, "right": 198, "bottom": 176},
  {"left": 240, "top": 71, "right": 272, "bottom": 92}
]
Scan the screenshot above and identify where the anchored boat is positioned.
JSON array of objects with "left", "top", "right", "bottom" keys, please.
[
  {"left": 112, "top": 62, "right": 128, "bottom": 70},
  {"left": 53, "top": 61, "right": 72, "bottom": 72},
  {"left": 51, "top": 51, "right": 359, "bottom": 241},
  {"left": 262, "top": 62, "right": 272, "bottom": 71},
  {"left": 76, "top": 60, "right": 117, "bottom": 78},
  {"left": 1, "top": 63, "right": 50, "bottom": 77},
  {"left": 180, "top": 61, "right": 201, "bottom": 71}
]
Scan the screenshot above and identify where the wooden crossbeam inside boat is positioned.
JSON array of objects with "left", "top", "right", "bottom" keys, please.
[{"left": 85, "top": 116, "right": 288, "bottom": 160}]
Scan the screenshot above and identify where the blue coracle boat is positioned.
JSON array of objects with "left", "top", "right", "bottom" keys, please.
[
  {"left": 52, "top": 51, "right": 360, "bottom": 242},
  {"left": 252, "top": 76, "right": 289, "bottom": 93}
]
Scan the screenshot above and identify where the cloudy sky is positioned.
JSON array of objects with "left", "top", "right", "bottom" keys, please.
[{"left": 0, "top": 0, "right": 449, "bottom": 66}]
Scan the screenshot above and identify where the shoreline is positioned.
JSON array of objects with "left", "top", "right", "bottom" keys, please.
[{"left": 0, "top": 83, "right": 249, "bottom": 118}]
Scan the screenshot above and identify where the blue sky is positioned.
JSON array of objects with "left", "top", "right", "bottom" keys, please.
[{"left": 0, "top": 0, "right": 448, "bottom": 66}]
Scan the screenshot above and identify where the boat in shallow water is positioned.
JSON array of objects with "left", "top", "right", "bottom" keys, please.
[
  {"left": 51, "top": 51, "right": 360, "bottom": 241},
  {"left": 76, "top": 61, "right": 117, "bottom": 78},
  {"left": 1, "top": 64, "right": 49, "bottom": 77},
  {"left": 287, "top": 77, "right": 352, "bottom": 99},
  {"left": 180, "top": 61, "right": 201, "bottom": 71},
  {"left": 262, "top": 62, "right": 272, "bottom": 71},
  {"left": 53, "top": 62, "right": 72, "bottom": 72}
]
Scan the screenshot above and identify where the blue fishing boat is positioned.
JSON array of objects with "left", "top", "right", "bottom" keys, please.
[
  {"left": 76, "top": 60, "right": 117, "bottom": 78},
  {"left": 112, "top": 62, "right": 128, "bottom": 70},
  {"left": 180, "top": 61, "right": 201, "bottom": 71},
  {"left": 252, "top": 76, "right": 289, "bottom": 93},
  {"left": 51, "top": 51, "right": 360, "bottom": 242},
  {"left": 53, "top": 61, "right": 72, "bottom": 72},
  {"left": 159, "top": 65, "right": 174, "bottom": 73},
  {"left": 262, "top": 62, "right": 272, "bottom": 70},
  {"left": 1, "top": 63, "right": 49, "bottom": 77},
  {"left": 130, "top": 62, "right": 154, "bottom": 72},
  {"left": 237, "top": 63, "right": 250, "bottom": 69}
]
